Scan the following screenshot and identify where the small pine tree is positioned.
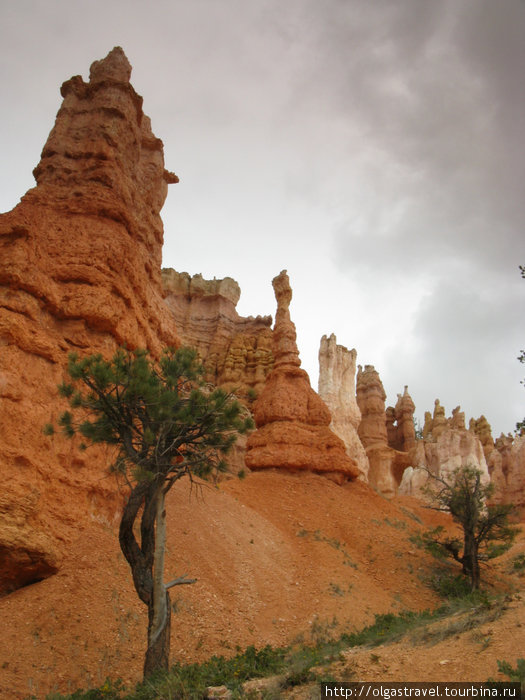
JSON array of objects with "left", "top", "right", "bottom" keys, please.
[
  {"left": 421, "top": 465, "right": 519, "bottom": 590},
  {"left": 46, "top": 346, "right": 253, "bottom": 678}
]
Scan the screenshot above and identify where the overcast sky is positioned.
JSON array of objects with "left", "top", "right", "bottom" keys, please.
[{"left": 1, "top": 0, "right": 524, "bottom": 436}]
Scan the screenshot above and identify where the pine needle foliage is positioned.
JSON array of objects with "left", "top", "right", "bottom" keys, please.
[
  {"left": 47, "top": 345, "right": 253, "bottom": 678},
  {"left": 421, "top": 465, "right": 519, "bottom": 590},
  {"left": 53, "top": 346, "right": 253, "bottom": 486}
]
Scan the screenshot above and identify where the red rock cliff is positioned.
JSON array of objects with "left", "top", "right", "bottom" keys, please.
[{"left": 0, "top": 47, "right": 179, "bottom": 595}]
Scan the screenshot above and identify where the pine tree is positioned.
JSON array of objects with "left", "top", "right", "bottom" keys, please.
[
  {"left": 46, "top": 346, "right": 253, "bottom": 677},
  {"left": 421, "top": 465, "right": 519, "bottom": 590}
]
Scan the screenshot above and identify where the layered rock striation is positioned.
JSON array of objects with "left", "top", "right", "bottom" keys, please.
[
  {"left": 162, "top": 269, "right": 273, "bottom": 402},
  {"left": 318, "top": 334, "right": 369, "bottom": 480},
  {"left": 0, "top": 47, "right": 179, "bottom": 595},
  {"left": 246, "top": 272, "right": 359, "bottom": 482}
]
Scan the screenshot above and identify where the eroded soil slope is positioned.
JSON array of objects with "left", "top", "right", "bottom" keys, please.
[{"left": 0, "top": 471, "right": 521, "bottom": 699}]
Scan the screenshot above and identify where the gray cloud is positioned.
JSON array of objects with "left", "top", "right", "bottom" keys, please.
[{"left": 1, "top": 0, "right": 523, "bottom": 434}]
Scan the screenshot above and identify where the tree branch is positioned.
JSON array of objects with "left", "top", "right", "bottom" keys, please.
[{"left": 165, "top": 575, "right": 197, "bottom": 589}]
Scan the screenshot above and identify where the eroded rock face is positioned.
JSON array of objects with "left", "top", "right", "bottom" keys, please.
[
  {"left": 469, "top": 415, "right": 495, "bottom": 461},
  {"left": 0, "top": 47, "right": 179, "bottom": 595},
  {"left": 387, "top": 387, "right": 416, "bottom": 453},
  {"left": 355, "top": 367, "right": 418, "bottom": 497},
  {"left": 399, "top": 402, "right": 490, "bottom": 497},
  {"left": 355, "top": 365, "right": 396, "bottom": 495},
  {"left": 487, "top": 434, "right": 525, "bottom": 517},
  {"left": 318, "top": 334, "right": 369, "bottom": 480},
  {"left": 356, "top": 365, "right": 388, "bottom": 448},
  {"left": 162, "top": 269, "right": 273, "bottom": 403},
  {"left": 245, "top": 272, "right": 359, "bottom": 482}
]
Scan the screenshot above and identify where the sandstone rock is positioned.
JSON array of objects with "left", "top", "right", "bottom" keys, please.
[
  {"left": 245, "top": 272, "right": 359, "bottom": 482},
  {"left": 318, "top": 334, "right": 369, "bottom": 480},
  {"left": 387, "top": 386, "right": 416, "bottom": 453},
  {"left": 356, "top": 365, "right": 388, "bottom": 448},
  {"left": 386, "top": 406, "right": 398, "bottom": 449},
  {"left": 469, "top": 415, "right": 495, "bottom": 461},
  {"left": 399, "top": 403, "right": 490, "bottom": 497},
  {"left": 449, "top": 406, "right": 466, "bottom": 430},
  {"left": 488, "top": 434, "right": 525, "bottom": 517},
  {"left": 423, "top": 428, "right": 489, "bottom": 482},
  {"left": 430, "top": 400, "right": 447, "bottom": 440},
  {"left": 355, "top": 364, "right": 401, "bottom": 496},
  {"left": 0, "top": 47, "right": 179, "bottom": 594},
  {"left": 422, "top": 411, "right": 433, "bottom": 440},
  {"left": 162, "top": 269, "right": 273, "bottom": 403}
]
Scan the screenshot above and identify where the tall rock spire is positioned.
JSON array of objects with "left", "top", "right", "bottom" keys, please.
[
  {"left": 32, "top": 46, "right": 178, "bottom": 258},
  {"left": 318, "top": 334, "right": 369, "bottom": 480},
  {"left": 0, "top": 48, "right": 179, "bottom": 595},
  {"left": 245, "top": 271, "right": 359, "bottom": 482}
]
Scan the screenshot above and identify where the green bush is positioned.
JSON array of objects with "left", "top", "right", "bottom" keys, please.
[
  {"left": 511, "top": 553, "right": 525, "bottom": 573},
  {"left": 430, "top": 572, "right": 474, "bottom": 599},
  {"left": 496, "top": 658, "right": 525, "bottom": 692}
]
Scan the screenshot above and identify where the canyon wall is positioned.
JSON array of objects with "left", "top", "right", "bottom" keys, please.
[
  {"left": 162, "top": 268, "right": 273, "bottom": 404},
  {"left": 0, "top": 47, "right": 179, "bottom": 595}
]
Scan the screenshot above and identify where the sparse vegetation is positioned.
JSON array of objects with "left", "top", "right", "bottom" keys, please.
[
  {"left": 36, "top": 591, "right": 512, "bottom": 700},
  {"left": 511, "top": 553, "right": 525, "bottom": 573},
  {"left": 419, "top": 465, "right": 519, "bottom": 589},
  {"left": 494, "top": 658, "right": 525, "bottom": 693},
  {"left": 296, "top": 528, "right": 358, "bottom": 569},
  {"left": 429, "top": 571, "right": 475, "bottom": 599}
]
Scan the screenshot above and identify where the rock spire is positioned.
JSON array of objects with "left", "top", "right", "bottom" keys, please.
[
  {"left": 245, "top": 272, "right": 359, "bottom": 482},
  {"left": 0, "top": 47, "right": 179, "bottom": 595},
  {"left": 318, "top": 334, "right": 369, "bottom": 480}
]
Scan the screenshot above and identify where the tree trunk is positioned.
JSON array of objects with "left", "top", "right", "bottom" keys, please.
[
  {"left": 143, "top": 488, "right": 171, "bottom": 677},
  {"left": 144, "top": 588, "right": 171, "bottom": 677},
  {"left": 119, "top": 481, "right": 154, "bottom": 605},
  {"left": 462, "top": 531, "right": 480, "bottom": 590}
]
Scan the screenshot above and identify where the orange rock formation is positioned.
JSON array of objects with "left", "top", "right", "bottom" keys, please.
[
  {"left": 0, "top": 47, "right": 179, "bottom": 595},
  {"left": 245, "top": 272, "right": 359, "bottom": 482},
  {"left": 162, "top": 269, "right": 273, "bottom": 402},
  {"left": 469, "top": 415, "right": 495, "bottom": 461},
  {"left": 387, "top": 386, "right": 417, "bottom": 453},
  {"left": 355, "top": 365, "right": 411, "bottom": 496},
  {"left": 480, "top": 428, "right": 525, "bottom": 517}
]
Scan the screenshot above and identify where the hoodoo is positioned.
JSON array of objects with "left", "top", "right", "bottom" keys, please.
[{"left": 245, "top": 271, "right": 360, "bottom": 482}]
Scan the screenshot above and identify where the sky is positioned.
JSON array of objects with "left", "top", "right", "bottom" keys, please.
[{"left": 1, "top": 0, "right": 524, "bottom": 436}]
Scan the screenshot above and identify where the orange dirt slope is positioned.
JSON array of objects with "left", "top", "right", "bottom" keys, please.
[{"left": 0, "top": 470, "right": 521, "bottom": 699}]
